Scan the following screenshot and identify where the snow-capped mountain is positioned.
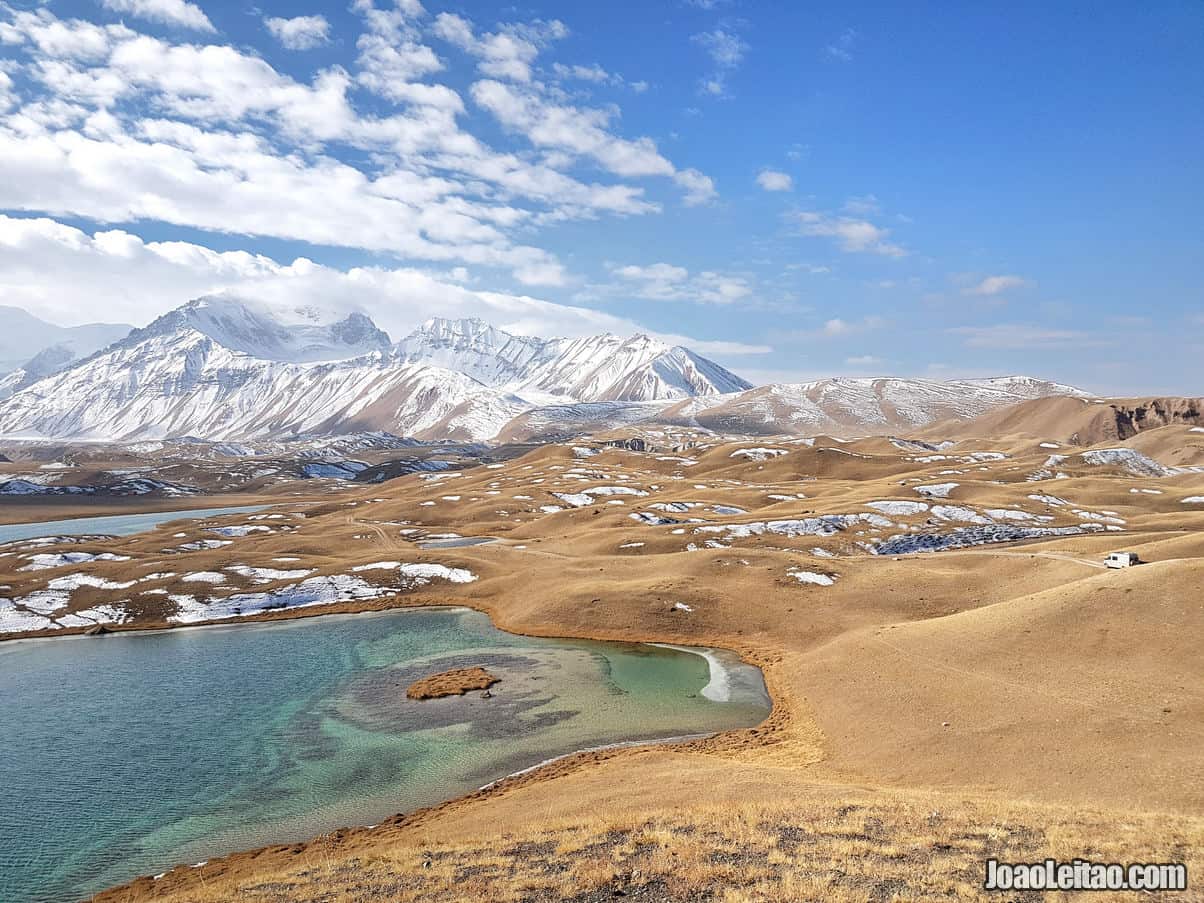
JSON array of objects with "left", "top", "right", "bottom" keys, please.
[
  {"left": 124, "top": 297, "right": 393, "bottom": 363},
  {"left": 0, "top": 306, "right": 132, "bottom": 375},
  {"left": 0, "top": 299, "right": 526, "bottom": 441},
  {"left": 489, "top": 377, "right": 1094, "bottom": 441},
  {"left": 0, "top": 299, "right": 1090, "bottom": 443},
  {"left": 396, "top": 317, "right": 752, "bottom": 403},
  {"left": 0, "top": 301, "right": 748, "bottom": 442},
  {"left": 653, "top": 376, "right": 1092, "bottom": 436},
  {"left": 0, "top": 307, "right": 134, "bottom": 400}
]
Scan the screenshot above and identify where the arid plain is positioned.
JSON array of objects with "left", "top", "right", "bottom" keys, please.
[{"left": 3, "top": 399, "right": 1204, "bottom": 902}]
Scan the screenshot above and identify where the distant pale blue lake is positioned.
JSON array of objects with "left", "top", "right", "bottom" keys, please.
[
  {"left": 0, "top": 505, "right": 267, "bottom": 544},
  {"left": 0, "top": 607, "right": 769, "bottom": 903}
]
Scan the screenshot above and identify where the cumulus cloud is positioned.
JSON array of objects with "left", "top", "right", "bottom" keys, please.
[
  {"left": 794, "top": 211, "right": 907, "bottom": 257},
  {"left": 265, "top": 15, "right": 330, "bottom": 50},
  {"left": 612, "top": 261, "right": 752, "bottom": 305},
  {"left": 433, "top": 12, "right": 567, "bottom": 83},
  {"left": 693, "top": 28, "right": 747, "bottom": 67},
  {"left": 0, "top": 5, "right": 714, "bottom": 284},
  {"left": 99, "top": 0, "right": 215, "bottom": 33},
  {"left": 691, "top": 27, "right": 747, "bottom": 97},
  {"left": 551, "top": 62, "right": 646, "bottom": 93},
  {"left": 963, "top": 274, "right": 1030, "bottom": 296},
  {"left": 756, "top": 169, "right": 792, "bottom": 192},
  {"left": 470, "top": 79, "right": 674, "bottom": 178},
  {"left": 818, "top": 316, "right": 885, "bottom": 337},
  {"left": 0, "top": 213, "right": 767, "bottom": 356}
]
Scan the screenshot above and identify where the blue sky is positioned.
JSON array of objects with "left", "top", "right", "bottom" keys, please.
[{"left": 0, "top": 0, "right": 1200, "bottom": 393}]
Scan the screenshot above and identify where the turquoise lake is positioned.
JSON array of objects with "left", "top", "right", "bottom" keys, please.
[
  {"left": 0, "top": 505, "right": 267, "bottom": 544},
  {"left": 0, "top": 607, "right": 770, "bottom": 902}
]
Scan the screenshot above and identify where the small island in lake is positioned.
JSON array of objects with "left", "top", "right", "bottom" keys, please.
[{"left": 406, "top": 667, "right": 501, "bottom": 700}]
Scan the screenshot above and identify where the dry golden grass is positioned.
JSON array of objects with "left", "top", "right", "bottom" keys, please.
[
  {"left": 7, "top": 431, "right": 1204, "bottom": 901},
  {"left": 113, "top": 788, "right": 1204, "bottom": 903}
]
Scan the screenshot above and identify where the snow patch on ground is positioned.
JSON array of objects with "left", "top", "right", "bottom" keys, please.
[
  {"left": 915, "top": 483, "right": 958, "bottom": 498},
  {"left": 788, "top": 569, "right": 836, "bottom": 586},
  {"left": 169, "top": 565, "right": 476, "bottom": 624},
  {"left": 182, "top": 571, "right": 227, "bottom": 584},
  {"left": 730, "top": 448, "right": 787, "bottom": 461},
  {"left": 1080, "top": 448, "right": 1174, "bottom": 477},
  {"left": 695, "top": 513, "right": 891, "bottom": 540},
  {"left": 931, "top": 505, "right": 994, "bottom": 524},
  {"left": 19, "top": 552, "right": 131, "bottom": 571},
  {"left": 1027, "top": 494, "right": 1069, "bottom": 507},
  {"left": 866, "top": 500, "right": 929, "bottom": 516},
  {"left": 225, "top": 565, "right": 314, "bottom": 583},
  {"left": 209, "top": 525, "right": 272, "bottom": 537}
]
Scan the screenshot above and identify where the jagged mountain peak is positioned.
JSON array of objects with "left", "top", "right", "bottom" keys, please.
[
  {"left": 133, "top": 295, "right": 393, "bottom": 363},
  {"left": 398, "top": 318, "right": 745, "bottom": 404}
]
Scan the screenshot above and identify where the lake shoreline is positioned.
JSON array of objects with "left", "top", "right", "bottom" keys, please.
[{"left": 8, "top": 600, "right": 779, "bottom": 903}]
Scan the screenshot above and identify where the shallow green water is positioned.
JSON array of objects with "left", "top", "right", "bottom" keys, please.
[
  {"left": 0, "top": 608, "right": 769, "bottom": 902},
  {"left": 0, "top": 505, "right": 267, "bottom": 544}
]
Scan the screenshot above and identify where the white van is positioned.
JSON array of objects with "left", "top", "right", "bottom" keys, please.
[{"left": 1104, "top": 551, "right": 1140, "bottom": 568}]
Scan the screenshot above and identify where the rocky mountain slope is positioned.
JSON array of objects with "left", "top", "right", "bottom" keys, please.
[
  {"left": 0, "top": 300, "right": 749, "bottom": 442},
  {"left": 0, "top": 307, "right": 133, "bottom": 399},
  {"left": 396, "top": 317, "right": 751, "bottom": 403},
  {"left": 921, "top": 395, "right": 1203, "bottom": 445},
  {"left": 0, "top": 298, "right": 1093, "bottom": 442},
  {"left": 499, "top": 376, "right": 1092, "bottom": 441}
]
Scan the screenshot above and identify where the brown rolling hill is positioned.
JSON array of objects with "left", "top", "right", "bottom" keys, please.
[{"left": 920, "top": 395, "right": 1203, "bottom": 445}]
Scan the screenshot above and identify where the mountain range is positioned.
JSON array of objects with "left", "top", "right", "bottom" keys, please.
[
  {"left": 0, "top": 306, "right": 134, "bottom": 400},
  {"left": 0, "top": 296, "right": 1091, "bottom": 442}
]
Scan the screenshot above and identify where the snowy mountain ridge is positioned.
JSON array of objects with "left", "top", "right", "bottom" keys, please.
[
  {"left": 395, "top": 317, "right": 753, "bottom": 403},
  {"left": 0, "top": 298, "right": 1091, "bottom": 443},
  {"left": 0, "top": 299, "right": 751, "bottom": 442}
]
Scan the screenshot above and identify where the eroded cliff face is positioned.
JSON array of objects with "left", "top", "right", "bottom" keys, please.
[{"left": 1093, "top": 398, "right": 1203, "bottom": 443}]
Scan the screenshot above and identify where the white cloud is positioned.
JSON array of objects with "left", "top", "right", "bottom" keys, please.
[
  {"left": 0, "top": 0, "right": 722, "bottom": 335},
  {"left": 794, "top": 211, "right": 907, "bottom": 257},
  {"left": 615, "top": 262, "right": 689, "bottom": 283},
  {"left": 756, "top": 169, "right": 792, "bottom": 192},
  {"left": 846, "top": 355, "right": 883, "bottom": 367},
  {"left": 819, "top": 316, "right": 884, "bottom": 337},
  {"left": 265, "top": 15, "right": 330, "bottom": 50},
  {"left": 550, "top": 63, "right": 647, "bottom": 93},
  {"left": 0, "top": 214, "right": 770, "bottom": 357},
  {"left": 823, "top": 318, "right": 851, "bottom": 335},
  {"left": 964, "top": 274, "right": 1029, "bottom": 296},
  {"left": 825, "top": 28, "right": 856, "bottom": 62},
  {"left": 948, "top": 324, "right": 1097, "bottom": 349},
  {"left": 433, "top": 12, "right": 567, "bottom": 83},
  {"left": 691, "top": 28, "right": 747, "bottom": 97},
  {"left": 467, "top": 78, "right": 714, "bottom": 204},
  {"left": 470, "top": 79, "right": 674, "bottom": 178},
  {"left": 692, "top": 29, "right": 747, "bottom": 68},
  {"left": 674, "top": 168, "right": 718, "bottom": 205},
  {"left": 843, "top": 193, "right": 879, "bottom": 214},
  {"left": 0, "top": 5, "right": 713, "bottom": 284},
  {"left": 612, "top": 261, "right": 751, "bottom": 305},
  {"left": 99, "top": 0, "right": 215, "bottom": 33}
]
